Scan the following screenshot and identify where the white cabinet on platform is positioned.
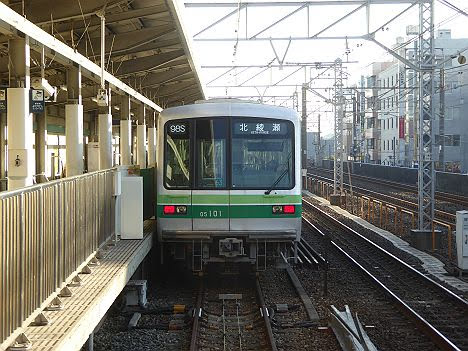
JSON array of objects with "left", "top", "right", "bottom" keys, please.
[{"left": 120, "top": 176, "right": 143, "bottom": 239}]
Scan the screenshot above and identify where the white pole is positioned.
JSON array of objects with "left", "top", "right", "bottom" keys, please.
[
  {"left": 65, "top": 104, "right": 84, "bottom": 176},
  {"left": 99, "top": 113, "right": 112, "bottom": 169},
  {"left": 136, "top": 124, "right": 146, "bottom": 168},
  {"left": 100, "top": 15, "right": 105, "bottom": 90},
  {"left": 148, "top": 127, "right": 156, "bottom": 167},
  {"left": 120, "top": 120, "right": 132, "bottom": 165},
  {"left": 7, "top": 88, "right": 33, "bottom": 189}
]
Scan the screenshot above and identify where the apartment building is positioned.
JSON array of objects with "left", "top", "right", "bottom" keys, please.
[{"left": 363, "top": 29, "right": 468, "bottom": 172}]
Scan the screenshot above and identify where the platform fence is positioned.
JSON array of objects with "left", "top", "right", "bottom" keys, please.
[{"left": 0, "top": 169, "right": 115, "bottom": 344}]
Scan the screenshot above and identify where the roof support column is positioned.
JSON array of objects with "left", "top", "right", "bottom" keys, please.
[
  {"left": 136, "top": 104, "right": 146, "bottom": 169},
  {"left": 120, "top": 96, "right": 132, "bottom": 165},
  {"left": 65, "top": 65, "right": 83, "bottom": 176},
  {"left": 35, "top": 107, "right": 47, "bottom": 183},
  {"left": 98, "top": 88, "right": 113, "bottom": 170},
  {"left": 147, "top": 111, "right": 156, "bottom": 167},
  {"left": 7, "top": 37, "right": 33, "bottom": 190}
]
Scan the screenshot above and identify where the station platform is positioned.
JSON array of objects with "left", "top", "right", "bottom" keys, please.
[
  {"left": 20, "top": 220, "right": 155, "bottom": 351},
  {"left": 303, "top": 191, "right": 468, "bottom": 294}
]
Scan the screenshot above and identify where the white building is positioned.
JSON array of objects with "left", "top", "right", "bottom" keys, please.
[{"left": 366, "top": 29, "right": 468, "bottom": 171}]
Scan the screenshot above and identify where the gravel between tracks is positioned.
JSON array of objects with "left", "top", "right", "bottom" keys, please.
[
  {"left": 92, "top": 269, "right": 196, "bottom": 351},
  {"left": 259, "top": 267, "right": 340, "bottom": 351},
  {"left": 299, "top": 223, "right": 439, "bottom": 351},
  {"left": 305, "top": 195, "right": 468, "bottom": 295}
]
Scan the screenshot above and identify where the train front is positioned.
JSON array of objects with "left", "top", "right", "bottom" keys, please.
[{"left": 156, "top": 101, "right": 302, "bottom": 269}]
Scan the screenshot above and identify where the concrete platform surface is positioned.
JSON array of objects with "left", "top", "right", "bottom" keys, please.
[{"left": 20, "top": 220, "right": 155, "bottom": 351}]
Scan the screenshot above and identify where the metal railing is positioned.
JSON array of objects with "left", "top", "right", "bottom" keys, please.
[{"left": 0, "top": 169, "right": 115, "bottom": 345}]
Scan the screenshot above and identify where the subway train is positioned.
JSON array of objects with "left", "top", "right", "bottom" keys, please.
[{"left": 155, "top": 99, "right": 302, "bottom": 270}]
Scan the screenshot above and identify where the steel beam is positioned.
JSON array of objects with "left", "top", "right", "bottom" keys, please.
[
  {"left": 114, "top": 50, "right": 186, "bottom": 77},
  {"left": 0, "top": 2, "right": 162, "bottom": 112},
  {"left": 195, "top": 35, "right": 366, "bottom": 42},
  {"left": 185, "top": 1, "right": 430, "bottom": 7},
  {"left": 166, "top": 0, "right": 207, "bottom": 100}
]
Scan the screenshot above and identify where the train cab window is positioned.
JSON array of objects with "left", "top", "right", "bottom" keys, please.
[
  {"left": 164, "top": 120, "right": 191, "bottom": 188},
  {"left": 195, "top": 119, "right": 227, "bottom": 188},
  {"left": 231, "top": 119, "right": 294, "bottom": 189}
]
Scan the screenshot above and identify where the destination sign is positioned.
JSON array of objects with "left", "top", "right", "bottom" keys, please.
[
  {"left": 233, "top": 121, "right": 289, "bottom": 136},
  {"left": 167, "top": 121, "right": 189, "bottom": 138}
]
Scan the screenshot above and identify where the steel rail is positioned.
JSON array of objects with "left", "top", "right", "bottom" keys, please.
[
  {"left": 309, "top": 166, "right": 468, "bottom": 209},
  {"left": 189, "top": 282, "right": 203, "bottom": 351},
  {"left": 308, "top": 172, "right": 456, "bottom": 224},
  {"left": 255, "top": 278, "right": 278, "bottom": 351},
  {"left": 302, "top": 199, "right": 468, "bottom": 351}
]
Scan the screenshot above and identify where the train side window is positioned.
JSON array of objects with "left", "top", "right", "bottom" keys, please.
[
  {"left": 195, "top": 119, "right": 227, "bottom": 189},
  {"left": 164, "top": 121, "right": 191, "bottom": 188}
]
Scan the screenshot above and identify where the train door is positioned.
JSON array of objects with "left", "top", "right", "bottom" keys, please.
[
  {"left": 192, "top": 118, "right": 229, "bottom": 231},
  {"left": 159, "top": 119, "right": 192, "bottom": 232}
]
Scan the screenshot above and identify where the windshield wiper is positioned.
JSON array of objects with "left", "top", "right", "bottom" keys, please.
[
  {"left": 265, "top": 152, "right": 291, "bottom": 195},
  {"left": 264, "top": 167, "right": 290, "bottom": 195}
]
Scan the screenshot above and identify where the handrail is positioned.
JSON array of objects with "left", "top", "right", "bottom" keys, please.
[
  {"left": 0, "top": 168, "right": 116, "bottom": 346},
  {"left": 0, "top": 168, "right": 116, "bottom": 199}
]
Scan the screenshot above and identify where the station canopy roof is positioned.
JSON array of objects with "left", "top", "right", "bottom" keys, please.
[{"left": 0, "top": 0, "right": 205, "bottom": 111}]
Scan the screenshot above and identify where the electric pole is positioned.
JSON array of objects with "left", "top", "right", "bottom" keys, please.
[
  {"left": 439, "top": 68, "right": 445, "bottom": 171},
  {"left": 331, "top": 58, "right": 345, "bottom": 204},
  {"left": 301, "top": 84, "right": 307, "bottom": 185}
]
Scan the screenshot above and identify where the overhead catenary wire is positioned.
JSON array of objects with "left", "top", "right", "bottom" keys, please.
[{"left": 437, "top": 0, "right": 468, "bottom": 18}]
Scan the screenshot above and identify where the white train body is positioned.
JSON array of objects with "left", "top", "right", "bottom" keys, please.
[{"left": 156, "top": 100, "right": 302, "bottom": 267}]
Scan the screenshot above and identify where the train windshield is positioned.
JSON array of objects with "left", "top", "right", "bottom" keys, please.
[
  {"left": 164, "top": 118, "right": 295, "bottom": 190},
  {"left": 231, "top": 119, "right": 294, "bottom": 189},
  {"left": 165, "top": 120, "right": 191, "bottom": 188}
]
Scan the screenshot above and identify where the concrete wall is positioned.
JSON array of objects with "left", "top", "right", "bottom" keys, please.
[{"left": 320, "top": 160, "right": 468, "bottom": 196}]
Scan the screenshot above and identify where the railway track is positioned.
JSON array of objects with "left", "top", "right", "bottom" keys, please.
[
  {"left": 307, "top": 170, "right": 457, "bottom": 225},
  {"left": 302, "top": 198, "right": 468, "bottom": 351},
  {"left": 189, "top": 275, "right": 276, "bottom": 351},
  {"left": 308, "top": 166, "right": 468, "bottom": 208}
]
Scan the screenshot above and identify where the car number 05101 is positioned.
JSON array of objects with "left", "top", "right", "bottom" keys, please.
[{"left": 199, "top": 210, "right": 222, "bottom": 218}]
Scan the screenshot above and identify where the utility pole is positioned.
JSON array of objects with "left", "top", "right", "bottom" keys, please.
[
  {"left": 412, "top": 40, "right": 419, "bottom": 166},
  {"left": 359, "top": 77, "right": 366, "bottom": 163},
  {"left": 316, "top": 113, "right": 322, "bottom": 167},
  {"left": 438, "top": 68, "right": 445, "bottom": 171},
  {"left": 352, "top": 92, "right": 357, "bottom": 162},
  {"left": 301, "top": 84, "right": 307, "bottom": 186},
  {"left": 398, "top": 69, "right": 406, "bottom": 167},
  {"left": 331, "top": 58, "right": 345, "bottom": 205}
]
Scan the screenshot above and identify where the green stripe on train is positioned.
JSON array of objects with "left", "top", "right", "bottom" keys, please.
[
  {"left": 157, "top": 194, "right": 301, "bottom": 205},
  {"left": 157, "top": 204, "right": 302, "bottom": 218}
]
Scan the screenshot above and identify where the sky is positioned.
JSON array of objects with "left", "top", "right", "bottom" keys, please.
[{"left": 181, "top": 0, "right": 468, "bottom": 136}]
